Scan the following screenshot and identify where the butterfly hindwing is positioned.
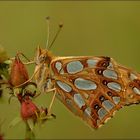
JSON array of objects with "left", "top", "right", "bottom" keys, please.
[{"left": 50, "top": 56, "right": 126, "bottom": 128}]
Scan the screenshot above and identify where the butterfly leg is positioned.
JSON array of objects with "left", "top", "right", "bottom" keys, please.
[
  {"left": 47, "top": 89, "right": 56, "bottom": 116},
  {"left": 23, "top": 61, "right": 35, "bottom": 65},
  {"left": 14, "top": 64, "right": 41, "bottom": 88}
]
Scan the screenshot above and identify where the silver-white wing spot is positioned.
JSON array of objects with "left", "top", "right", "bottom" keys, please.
[
  {"left": 74, "top": 78, "right": 97, "bottom": 90},
  {"left": 55, "top": 61, "right": 62, "bottom": 72},
  {"left": 133, "top": 87, "right": 140, "bottom": 95},
  {"left": 103, "top": 70, "right": 118, "bottom": 80},
  {"left": 87, "top": 59, "right": 98, "bottom": 68},
  {"left": 84, "top": 107, "right": 91, "bottom": 117},
  {"left": 66, "top": 61, "right": 83, "bottom": 74},
  {"left": 130, "top": 73, "right": 138, "bottom": 81},
  {"left": 98, "top": 108, "right": 108, "bottom": 120},
  {"left": 113, "top": 96, "right": 120, "bottom": 104},
  {"left": 107, "top": 62, "right": 114, "bottom": 70},
  {"left": 102, "top": 100, "right": 114, "bottom": 111},
  {"left": 66, "top": 99, "right": 78, "bottom": 115},
  {"left": 74, "top": 93, "right": 85, "bottom": 108},
  {"left": 56, "top": 81, "right": 72, "bottom": 92},
  {"left": 107, "top": 82, "right": 121, "bottom": 92}
]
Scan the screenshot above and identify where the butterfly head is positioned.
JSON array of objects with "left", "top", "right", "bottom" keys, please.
[
  {"left": 35, "top": 46, "right": 53, "bottom": 66},
  {"left": 35, "top": 17, "right": 63, "bottom": 66}
]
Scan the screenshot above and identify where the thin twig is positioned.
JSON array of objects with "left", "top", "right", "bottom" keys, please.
[{"left": 25, "top": 121, "right": 35, "bottom": 140}]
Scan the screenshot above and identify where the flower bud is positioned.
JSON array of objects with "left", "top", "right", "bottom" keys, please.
[
  {"left": 9, "top": 55, "right": 29, "bottom": 87},
  {"left": 20, "top": 96, "right": 39, "bottom": 121}
]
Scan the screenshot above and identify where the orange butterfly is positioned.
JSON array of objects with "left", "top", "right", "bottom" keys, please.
[
  {"left": 23, "top": 18, "right": 140, "bottom": 129},
  {"left": 34, "top": 44, "right": 140, "bottom": 128}
]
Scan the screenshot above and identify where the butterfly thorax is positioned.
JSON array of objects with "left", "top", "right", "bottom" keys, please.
[{"left": 34, "top": 47, "right": 54, "bottom": 92}]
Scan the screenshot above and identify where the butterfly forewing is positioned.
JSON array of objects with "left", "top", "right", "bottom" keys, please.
[{"left": 50, "top": 56, "right": 126, "bottom": 128}]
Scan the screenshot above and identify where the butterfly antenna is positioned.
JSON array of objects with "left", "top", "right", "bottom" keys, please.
[
  {"left": 46, "top": 16, "right": 50, "bottom": 49},
  {"left": 48, "top": 22, "right": 63, "bottom": 50}
]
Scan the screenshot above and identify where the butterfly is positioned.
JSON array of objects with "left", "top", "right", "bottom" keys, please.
[
  {"left": 32, "top": 44, "right": 140, "bottom": 129},
  {"left": 28, "top": 18, "right": 140, "bottom": 129}
]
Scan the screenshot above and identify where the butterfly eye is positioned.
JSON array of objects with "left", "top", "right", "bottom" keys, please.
[
  {"left": 39, "top": 56, "right": 47, "bottom": 63},
  {"left": 36, "top": 55, "right": 46, "bottom": 64}
]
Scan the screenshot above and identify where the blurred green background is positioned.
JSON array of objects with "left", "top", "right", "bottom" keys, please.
[{"left": 0, "top": 1, "right": 140, "bottom": 139}]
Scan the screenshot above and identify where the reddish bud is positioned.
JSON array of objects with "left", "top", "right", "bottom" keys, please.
[
  {"left": 9, "top": 55, "right": 29, "bottom": 87},
  {"left": 20, "top": 96, "right": 39, "bottom": 121}
]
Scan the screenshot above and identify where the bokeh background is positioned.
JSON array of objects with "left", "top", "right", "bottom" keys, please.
[{"left": 0, "top": 1, "right": 140, "bottom": 139}]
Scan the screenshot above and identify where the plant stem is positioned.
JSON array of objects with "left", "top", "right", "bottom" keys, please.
[{"left": 25, "top": 121, "right": 35, "bottom": 140}]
